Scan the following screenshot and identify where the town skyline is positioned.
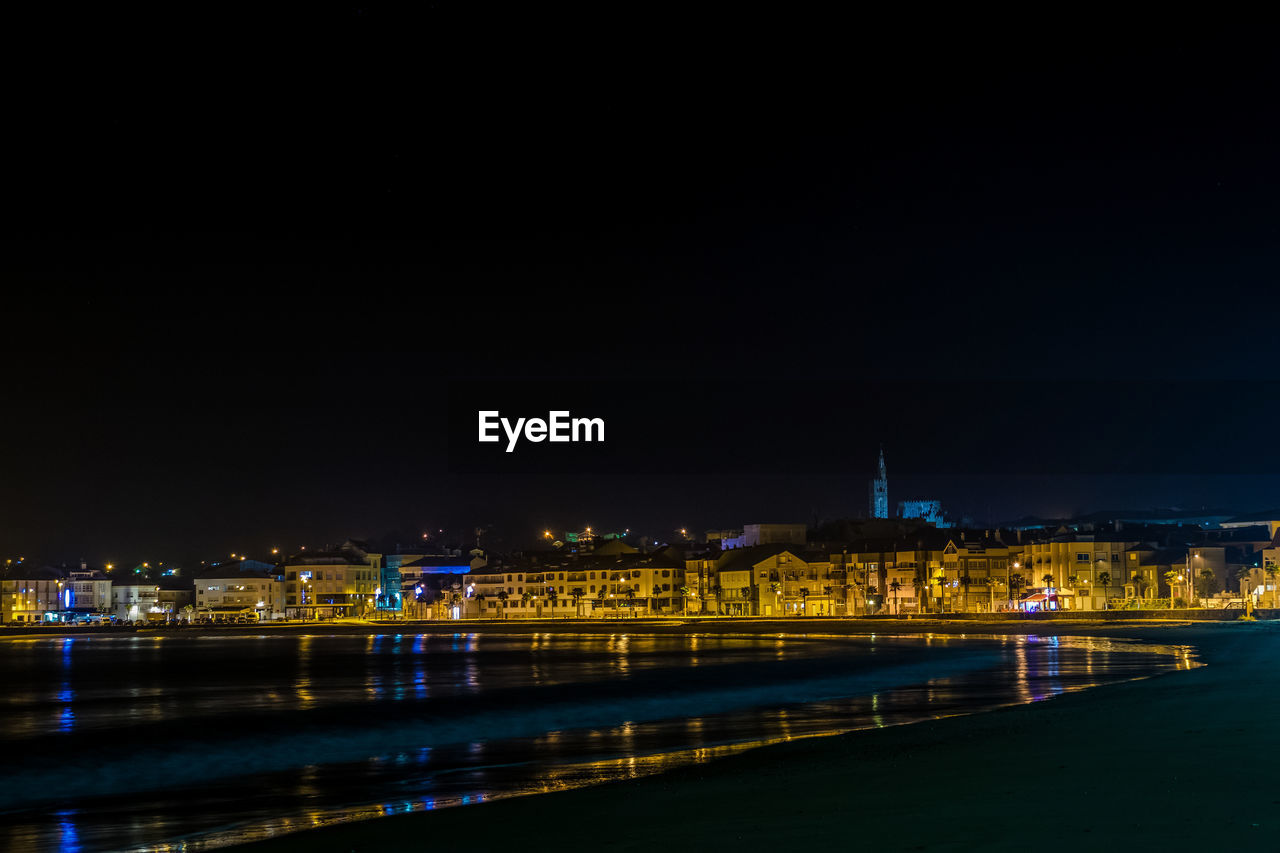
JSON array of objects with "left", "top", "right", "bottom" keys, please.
[{"left": 9, "top": 472, "right": 1280, "bottom": 572}]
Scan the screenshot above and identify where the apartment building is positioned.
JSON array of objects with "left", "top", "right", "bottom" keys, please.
[
  {"left": 1, "top": 566, "right": 66, "bottom": 623},
  {"left": 195, "top": 565, "right": 284, "bottom": 620},
  {"left": 112, "top": 580, "right": 161, "bottom": 622},
  {"left": 283, "top": 540, "right": 381, "bottom": 619}
]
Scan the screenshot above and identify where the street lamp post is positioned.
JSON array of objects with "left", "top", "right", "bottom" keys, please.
[
  {"left": 1007, "top": 561, "right": 1018, "bottom": 611},
  {"left": 1184, "top": 553, "right": 1197, "bottom": 607}
]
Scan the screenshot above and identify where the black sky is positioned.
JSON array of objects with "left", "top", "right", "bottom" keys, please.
[{"left": 3, "top": 9, "right": 1280, "bottom": 566}]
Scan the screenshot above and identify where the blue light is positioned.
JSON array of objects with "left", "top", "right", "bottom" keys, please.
[{"left": 55, "top": 810, "right": 81, "bottom": 853}]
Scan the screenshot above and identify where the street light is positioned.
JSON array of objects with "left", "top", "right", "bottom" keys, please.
[{"left": 1008, "top": 561, "right": 1020, "bottom": 610}]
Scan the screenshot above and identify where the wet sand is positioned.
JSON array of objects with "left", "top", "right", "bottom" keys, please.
[{"left": 232, "top": 619, "right": 1277, "bottom": 852}]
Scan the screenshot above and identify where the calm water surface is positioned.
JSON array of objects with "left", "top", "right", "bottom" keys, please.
[{"left": 0, "top": 631, "right": 1196, "bottom": 852}]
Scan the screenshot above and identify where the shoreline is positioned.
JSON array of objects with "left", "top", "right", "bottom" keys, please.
[
  {"left": 0, "top": 613, "right": 1260, "bottom": 641},
  {"left": 227, "top": 620, "right": 1274, "bottom": 852}
]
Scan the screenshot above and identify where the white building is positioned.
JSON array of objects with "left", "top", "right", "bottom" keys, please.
[
  {"left": 195, "top": 565, "right": 284, "bottom": 621},
  {"left": 66, "top": 567, "right": 113, "bottom": 615},
  {"left": 112, "top": 580, "right": 161, "bottom": 622}
]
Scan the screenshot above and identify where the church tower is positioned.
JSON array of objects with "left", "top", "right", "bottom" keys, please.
[{"left": 869, "top": 446, "right": 888, "bottom": 519}]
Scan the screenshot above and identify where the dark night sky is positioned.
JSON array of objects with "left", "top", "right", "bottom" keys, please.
[{"left": 3, "top": 9, "right": 1280, "bottom": 566}]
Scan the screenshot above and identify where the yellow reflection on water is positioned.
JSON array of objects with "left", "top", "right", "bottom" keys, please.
[
  {"left": 295, "top": 635, "right": 315, "bottom": 710},
  {"left": 111, "top": 632, "right": 1204, "bottom": 853}
]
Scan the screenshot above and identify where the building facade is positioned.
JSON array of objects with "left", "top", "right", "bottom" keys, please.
[
  {"left": 1, "top": 567, "right": 66, "bottom": 623},
  {"left": 195, "top": 566, "right": 284, "bottom": 620},
  {"left": 284, "top": 541, "right": 381, "bottom": 619},
  {"left": 112, "top": 581, "right": 161, "bottom": 622}
]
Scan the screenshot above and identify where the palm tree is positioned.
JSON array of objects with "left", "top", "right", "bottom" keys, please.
[
  {"left": 1127, "top": 570, "right": 1142, "bottom": 601},
  {"left": 1038, "top": 573, "right": 1054, "bottom": 611},
  {"left": 1233, "top": 565, "right": 1254, "bottom": 602},
  {"left": 823, "top": 585, "right": 834, "bottom": 617},
  {"left": 912, "top": 567, "right": 929, "bottom": 614},
  {"left": 1008, "top": 573, "right": 1025, "bottom": 609},
  {"left": 888, "top": 579, "right": 902, "bottom": 615},
  {"left": 652, "top": 585, "right": 663, "bottom": 615},
  {"left": 976, "top": 576, "right": 995, "bottom": 612},
  {"left": 958, "top": 573, "right": 972, "bottom": 612},
  {"left": 497, "top": 590, "right": 509, "bottom": 619},
  {"left": 546, "top": 588, "right": 558, "bottom": 617},
  {"left": 799, "top": 587, "right": 811, "bottom": 616},
  {"left": 625, "top": 587, "right": 637, "bottom": 616},
  {"left": 768, "top": 581, "right": 782, "bottom": 616},
  {"left": 1065, "top": 575, "right": 1081, "bottom": 609},
  {"left": 739, "top": 586, "right": 751, "bottom": 616},
  {"left": 1097, "top": 572, "right": 1111, "bottom": 609},
  {"left": 1198, "top": 568, "right": 1215, "bottom": 602},
  {"left": 1163, "top": 569, "right": 1182, "bottom": 608},
  {"left": 675, "top": 584, "right": 696, "bottom": 612},
  {"left": 571, "top": 587, "right": 584, "bottom": 617},
  {"left": 520, "top": 591, "right": 531, "bottom": 616}
]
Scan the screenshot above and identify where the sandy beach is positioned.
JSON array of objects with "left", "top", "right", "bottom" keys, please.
[{"left": 223, "top": 618, "right": 1277, "bottom": 852}]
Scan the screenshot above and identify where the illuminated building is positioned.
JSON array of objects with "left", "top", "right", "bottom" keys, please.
[
  {"left": 703, "top": 529, "right": 742, "bottom": 547},
  {"left": 65, "top": 565, "right": 113, "bottom": 619},
  {"left": 709, "top": 545, "right": 834, "bottom": 616},
  {"left": 1022, "top": 532, "right": 1144, "bottom": 610},
  {"left": 195, "top": 563, "right": 284, "bottom": 621},
  {"left": 156, "top": 577, "right": 195, "bottom": 619},
  {"left": 718, "top": 523, "right": 807, "bottom": 550},
  {"left": 834, "top": 542, "right": 896, "bottom": 616},
  {"left": 898, "top": 499, "right": 950, "bottom": 527},
  {"left": 682, "top": 554, "right": 719, "bottom": 615},
  {"left": 939, "top": 534, "right": 1021, "bottom": 612},
  {"left": 398, "top": 555, "right": 474, "bottom": 619},
  {"left": 885, "top": 536, "right": 951, "bottom": 614},
  {"left": 378, "top": 554, "right": 411, "bottom": 615},
  {"left": 583, "top": 554, "right": 686, "bottom": 615},
  {"left": 1, "top": 566, "right": 65, "bottom": 623},
  {"left": 111, "top": 580, "right": 160, "bottom": 622},
  {"left": 869, "top": 446, "right": 888, "bottom": 519},
  {"left": 458, "top": 550, "right": 692, "bottom": 619},
  {"left": 283, "top": 540, "right": 381, "bottom": 619}
]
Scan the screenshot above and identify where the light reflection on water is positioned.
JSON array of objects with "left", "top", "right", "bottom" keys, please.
[{"left": 0, "top": 632, "right": 1196, "bottom": 852}]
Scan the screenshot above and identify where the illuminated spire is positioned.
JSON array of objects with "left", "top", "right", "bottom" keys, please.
[{"left": 870, "top": 445, "right": 889, "bottom": 519}]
